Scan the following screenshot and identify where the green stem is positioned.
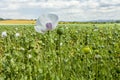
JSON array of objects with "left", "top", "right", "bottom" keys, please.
[
  {"left": 58, "top": 34, "right": 62, "bottom": 79},
  {"left": 59, "top": 34, "right": 61, "bottom": 54},
  {"left": 47, "top": 31, "right": 50, "bottom": 52}
]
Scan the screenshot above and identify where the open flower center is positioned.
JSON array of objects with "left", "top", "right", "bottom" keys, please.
[{"left": 46, "top": 22, "right": 52, "bottom": 30}]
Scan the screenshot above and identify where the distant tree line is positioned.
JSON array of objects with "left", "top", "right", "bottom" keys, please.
[
  {"left": 0, "top": 18, "right": 4, "bottom": 20},
  {"left": 115, "top": 20, "right": 120, "bottom": 23},
  {"left": 59, "top": 20, "right": 120, "bottom": 24}
]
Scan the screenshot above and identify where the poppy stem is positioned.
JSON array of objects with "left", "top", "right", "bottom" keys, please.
[
  {"left": 58, "top": 34, "right": 61, "bottom": 54},
  {"left": 47, "top": 31, "right": 50, "bottom": 52},
  {"left": 58, "top": 34, "right": 62, "bottom": 78}
]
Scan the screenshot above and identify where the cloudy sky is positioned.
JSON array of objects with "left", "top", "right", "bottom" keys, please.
[{"left": 0, "top": 0, "right": 120, "bottom": 21}]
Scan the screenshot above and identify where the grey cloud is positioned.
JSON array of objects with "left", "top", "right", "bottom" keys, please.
[{"left": 100, "top": 3, "right": 120, "bottom": 8}]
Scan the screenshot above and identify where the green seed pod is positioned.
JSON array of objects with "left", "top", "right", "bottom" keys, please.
[
  {"left": 83, "top": 46, "right": 91, "bottom": 54},
  {"left": 57, "top": 27, "right": 64, "bottom": 35},
  {"left": 94, "top": 50, "right": 99, "bottom": 54}
]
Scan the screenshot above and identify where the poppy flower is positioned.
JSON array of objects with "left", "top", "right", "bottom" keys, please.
[
  {"left": 34, "top": 14, "right": 59, "bottom": 33},
  {"left": 1, "top": 31, "right": 7, "bottom": 37},
  {"left": 15, "top": 33, "right": 20, "bottom": 37}
]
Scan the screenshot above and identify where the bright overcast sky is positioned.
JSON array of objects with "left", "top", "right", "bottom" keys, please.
[{"left": 0, "top": 0, "right": 120, "bottom": 21}]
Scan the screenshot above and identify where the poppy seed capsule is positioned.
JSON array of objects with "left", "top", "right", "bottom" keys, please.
[
  {"left": 57, "top": 28, "right": 64, "bottom": 35},
  {"left": 83, "top": 46, "right": 91, "bottom": 54}
]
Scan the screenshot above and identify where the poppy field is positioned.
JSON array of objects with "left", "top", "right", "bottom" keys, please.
[{"left": 0, "top": 23, "right": 120, "bottom": 80}]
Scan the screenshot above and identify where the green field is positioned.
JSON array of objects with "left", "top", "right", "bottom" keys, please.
[{"left": 0, "top": 23, "right": 120, "bottom": 80}]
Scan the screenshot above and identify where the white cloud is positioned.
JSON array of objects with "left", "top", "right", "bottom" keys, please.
[
  {"left": 0, "top": 0, "right": 120, "bottom": 21},
  {"left": 100, "top": 0, "right": 120, "bottom": 4},
  {"left": 27, "top": 0, "right": 80, "bottom": 8}
]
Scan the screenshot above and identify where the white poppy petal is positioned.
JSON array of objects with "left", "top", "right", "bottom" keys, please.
[
  {"left": 34, "top": 26, "right": 43, "bottom": 33},
  {"left": 36, "top": 17, "right": 42, "bottom": 26},
  {"left": 37, "top": 14, "right": 50, "bottom": 27},
  {"left": 34, "top": 18, "right": 46, "bottom": 33},
  {"left": 48, "top": 14, "right": 59, "bottom": 23},
  {"left": 51, "top": 21, "right": 58, "bottom": 29},
  {"left": 34, "top": 26, "right": 41, "bottom": 33},
  {"left": 34, "top": 26, "right": 47, "bottom": 34}
]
